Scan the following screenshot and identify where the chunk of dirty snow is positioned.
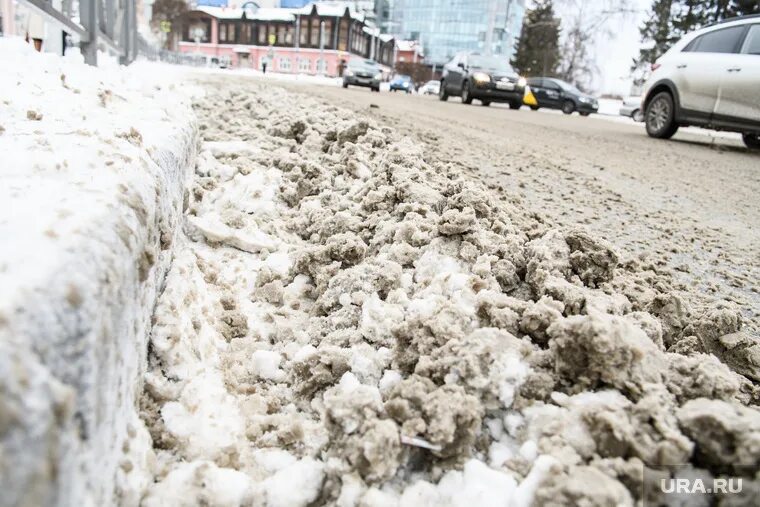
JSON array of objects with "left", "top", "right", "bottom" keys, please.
[
  {"left": 252, "top": 350, "right": 286, "bottom": 382},
  {"left": 188, "top": 213, "right": 277, "bottom": 252},
  {"left": 143, "top": 462, "right": 252, "bottom": 507},
  {"left": 262, "top": 458, "right": 325, "bottom": 507}
]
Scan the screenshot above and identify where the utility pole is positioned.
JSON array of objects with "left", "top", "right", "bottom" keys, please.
[
  {"left": 319, "top": 20, "right": 325, "bottom": 75},
  {"left": 484, "top": 0, "right": 496, "bottom": 55}
]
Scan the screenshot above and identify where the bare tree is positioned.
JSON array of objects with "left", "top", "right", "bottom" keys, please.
[{"left": 555, "top": 0, "right": 636, "bottom": 90}]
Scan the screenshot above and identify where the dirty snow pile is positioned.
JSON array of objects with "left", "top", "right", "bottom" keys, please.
[
  {"left": 0, "top": 38, "right": 196, "bottom": 506},
  {"left": 139, "top": 79, "right": 760, "bottom": 506}
]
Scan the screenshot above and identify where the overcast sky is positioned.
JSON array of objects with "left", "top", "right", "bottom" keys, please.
[
  {"left": 536, "top": 0, "right": 652, "bottom": 95},
  {"left": 594, "top": 0, "right": 651, "bottom": 95}
]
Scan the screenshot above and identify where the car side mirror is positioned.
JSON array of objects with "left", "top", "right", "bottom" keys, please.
[{"left": 457, "top": 62, "right": 466, "bottom": 69}]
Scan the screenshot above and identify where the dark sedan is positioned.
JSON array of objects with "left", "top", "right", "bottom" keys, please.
[
  {"left": 526, "top": 78, "right": 599, "bottom": 116},
  {"left": 343, "top": 58, "right": 382, "bottom": 92},
  {"left": 439, "top": 52, "right": 526, "bottom": 108}
]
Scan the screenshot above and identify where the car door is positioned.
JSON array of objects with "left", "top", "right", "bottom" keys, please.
[
  {"left": 528, "top": 79, "right": 547, "bottom": 106},
  {"left": 675, "top": 25, "right": 747, "bottom": 118},
  {"left": 715, "top": 23, "right": 760, "bottom": 124},
  {"left": 451, "top": 53, "right": 467, "bottom": 93},
  {"left": 542, "top": 79, "right": 563, "bottom": 108},
  {"left": 444, "top": 54, "right": 463, "bottom": 93}
]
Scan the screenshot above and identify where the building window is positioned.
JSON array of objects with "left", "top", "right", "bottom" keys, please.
[
  {"left": 219, "top": 22, "right": 236, "bottom": 43},
  {"left": 311, "top": 18, "right": 323, "bottom": 46},
  {"left": 338, "top": 19, "right": 348, "bottom": 51},
  {"left": 267, "top": 24, "right": 276, "bottom": 43},
  {"left": 278, "top": 57, "right": 291, "bottom": 71},
  {"left": 299, "top": 18, "right": 309, "bottom": 46},
  {"left": 298, "top": 57, "right": 311, "bottom": 73},
  {"left": 241, "top": 23, "right": 252, "bottom": 44},
  {"left": 185, "top": 19, "right": 211, "bottom": 43},
  {"left": 257, "top": 24, "right": 266, "bottom": 44},
  {"left": 316, "top": 58, "right": 327, "bottom": 74},
  {"left": 323, "top": 20, "right": 333, "bottom": 48}
]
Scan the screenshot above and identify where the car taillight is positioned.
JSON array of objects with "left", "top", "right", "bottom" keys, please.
[{"left": 651, "top": 63, "right": 661, "bottom": 71}]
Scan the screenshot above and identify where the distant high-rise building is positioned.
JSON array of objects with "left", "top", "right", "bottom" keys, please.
[{"left": 383, "top": 0, "right": 525, "bottom": 65}]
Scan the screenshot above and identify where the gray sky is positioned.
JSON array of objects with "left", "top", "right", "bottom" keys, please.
[
  {"left": 594, "top": 0, "right": 651, "bottom": 95},
  {"left": 534, "top": 0, "right": 651, "bottom": 95}
]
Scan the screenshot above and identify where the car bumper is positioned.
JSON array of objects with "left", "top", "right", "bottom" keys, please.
[
  {"left": 390, "top": 85, "right": 411, "bottom": 91},
  {"left": 471, "top": 82, "right": 525, "bottom": 101},
  {"left": 577, "top": 102, "right": 599, "bottom": 113},
  {"left": 344, "top": 77, "right": 380, "bottom": 88}
]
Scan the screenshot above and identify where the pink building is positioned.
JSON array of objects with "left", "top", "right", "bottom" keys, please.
[{"left": 175, "top": 2, "right": 395, "bottom": 77}]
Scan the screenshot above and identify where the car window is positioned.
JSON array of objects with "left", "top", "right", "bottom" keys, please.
[
  {"left": 348, "top": 59, "right": 378, "bottom": 71},
  {"left": 467, "top": 55, "right": 513, "bottom": 72},
  {"left": 690, "top": 26, "right": 746, "bottom": 54},
  {"left": 557, "top": 80, "right": 583, "bottom": 94},
  {"left": 741, "top": 24, "right": 760, "bottom": 55}
]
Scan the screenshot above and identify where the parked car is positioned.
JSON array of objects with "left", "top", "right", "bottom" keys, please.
[
  {"left": 421, "top": 80, "right": 441, "bottom": 95},
  {"left": 526, "top": 78, "right": 599, "bottom": 116},
  {"left": 343, "top": 58, "right": 382, "bottom": 92},
  {"left": 439, "top": 52, "right": 526, "bottom": 108},
  {"left": 390, "top": 75, "right": 414, "bottom": 93},
  {"left": 620, "top": 96, "right": 645, "bottom": 122},
  {"left": 642, "top": 15, "right": 760, "bottom": 149}
]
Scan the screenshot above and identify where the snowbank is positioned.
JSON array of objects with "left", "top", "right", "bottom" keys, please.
[
  {"left": 139, "top": 77, "right": 760, "bottom": 506},
  {"left": 0, "top": 38, "right": 197, "bottom": 506}
]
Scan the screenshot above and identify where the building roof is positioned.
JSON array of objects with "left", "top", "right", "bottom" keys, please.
[
  {"left": 295, "top": 2, "right": 365, "bottom": 22},
  {"left": 396, "top": 40, "right": 422, "bottom": 53},
  {"left": 193, "top": 2, "right": 366, "bottom": 23},
  {"left": 195, "top": 6, "right": 246, "bottom": 19}
]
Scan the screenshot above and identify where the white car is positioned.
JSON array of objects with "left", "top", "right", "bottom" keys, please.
[
  {"left": 641, "top": 15, "right": 760, "bottom": 149},
  {"left": 421, "top": 80, "right": 441, "bottom": 95},
  {"left": 619, "top": 96, "right": 644, "bottom": 122}
]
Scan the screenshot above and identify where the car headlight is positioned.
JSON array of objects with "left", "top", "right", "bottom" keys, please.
[
  {"left": 345, "top": 70, "right": 354, "bottom": 77},
  {"left": 402, "top": 82, "right": 409, "bottom": 87},
  {"left": 374, "top": 73, "right": 382, "bottom": 80},
  {"left": 579, "top": 96, "right": 591, "bottom": 103},
  {"left": 472, "top": 72, "right": 491, "bottom": 83},
  {"left": 517, "top": 77, "right": 527, "bottom": 87}
]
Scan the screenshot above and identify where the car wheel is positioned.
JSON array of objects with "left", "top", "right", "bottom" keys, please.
[
  {"left": 342, "top": 82, "right": 348, "bottom": 89},
  {"left": 530, "top": 105, "right": 539, "bottom": 111},
  {"left": 481, "top": 100, "right": 491, "bottom": 107},
  {"left": 580, "top": 112, "right": 590, "bottom": 117},
  {"left": 509, "top": 100, "right": 521, "bottom": 110},
  {"left": 462, "top": 81, "right": 473, "bottom": 104},
  {"left": 743, "top": 133, "right": 760, "bottom": 150},
  {"left": 372, "top": 87, "right": 380, "bottom": 93},
  {"left": 645, "top": 92, "right": 679, "bottom": 139},
  {"left": 632, "top": 109, "right": 644, "bottom": 122},
  {"left": 439, "top": 81, "right": 449, "bottom": 101},
  {"left": 562, "top": 100, "right": 575, "bottom": 115}
]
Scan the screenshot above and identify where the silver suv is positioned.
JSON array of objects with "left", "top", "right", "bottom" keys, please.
[{"left": 642, "top": 15, "right": 760, "bottom": 150}]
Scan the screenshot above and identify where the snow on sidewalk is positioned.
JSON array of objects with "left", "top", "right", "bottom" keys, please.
[
  {"left": 137, "top": 77, "right": 760, "bottom": 506},
  {"left": 0, "top": 38, "right": 197, "bottom": 506}
]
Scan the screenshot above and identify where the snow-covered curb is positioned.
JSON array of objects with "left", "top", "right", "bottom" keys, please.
[{"left": 0, "top": 39, "right": 197, "bottom": 506}]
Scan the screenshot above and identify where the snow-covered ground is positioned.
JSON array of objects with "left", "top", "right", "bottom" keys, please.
[
  {"left": 139, "top": 75, "right": 760, "bottom": 506},
  {"left": 0, "top": 38, "right": 196, "bottom": 506},
  {"left": 3, "top": 39, "right": 759, "bottom": 507}
]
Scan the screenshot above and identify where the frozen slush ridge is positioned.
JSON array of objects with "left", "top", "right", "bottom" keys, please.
[
  {"left": 140, "top": 78, "right": 760, "bottom": 506},
  {"left": 0, "top": 39, "right": 196, "bottom": 506}
]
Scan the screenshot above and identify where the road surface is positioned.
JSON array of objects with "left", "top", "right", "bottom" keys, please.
[{"left": 269, "top": 81, "right": 760, "bottom": 330}]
